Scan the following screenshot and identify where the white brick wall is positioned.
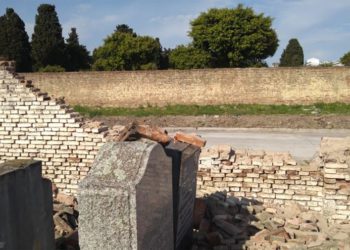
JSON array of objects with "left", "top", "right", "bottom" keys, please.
[{"left": 0, "top": 64, "right": 107, "bottom": 194}]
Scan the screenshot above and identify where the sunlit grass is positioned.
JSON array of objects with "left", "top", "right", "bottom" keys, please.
[{"left": 74, "top": 103, "right": 350, "bottom": 117}]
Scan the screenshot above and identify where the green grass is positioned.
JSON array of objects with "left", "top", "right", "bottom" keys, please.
[{"left": 73, "top": 103, "right": 350, "bottom": 117}]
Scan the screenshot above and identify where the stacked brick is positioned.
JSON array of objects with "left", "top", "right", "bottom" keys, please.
[
  {"left": 0, "top": 61, "right": 107, "bottom": 194},
  {"left": 319, "top": 137, "right": 350, "bottom": 222},
  {"left": 197, "top": 140, "right": 350, "bottom": 223}
]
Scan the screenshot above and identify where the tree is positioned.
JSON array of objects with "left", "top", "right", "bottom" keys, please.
[
  {"left": 279, "top": 38, "right": 304, "bottom": 67},
  {"left": 189, "top": 5, "right": 278, "bottom": 68},
  {"left": 92, "top": 24, "right": 161, "bottom": 71},
  {"left": 340, "top": 51, "right": 350, "bottom": 66},
  {"left": 169, "top": 45, "right": 211, "bottom": 69},
  {"left": 31, "top": 4, "right": 66, "bottom": 71},
  {"left": 0, "top": 8, "right": 32, "bottom": 72},
  {"left": 65, "top": 28, "right": 91, "bottom": 71}
]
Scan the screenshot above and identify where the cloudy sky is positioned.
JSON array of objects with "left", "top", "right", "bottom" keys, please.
[{"left": 1, "top": 0, "right": 350, "bottom": 64}]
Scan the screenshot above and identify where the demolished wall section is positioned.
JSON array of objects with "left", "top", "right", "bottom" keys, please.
[
  {"left": 197, "top": 138, "right": 350, "bottom": 223},
  {"left": 0, "top": 62, "right": 107, "bottom": 194}
]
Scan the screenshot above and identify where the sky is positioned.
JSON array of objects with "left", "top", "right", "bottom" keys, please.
[{"left": 0, "top": 0, "right": 350, "bottom": 65}]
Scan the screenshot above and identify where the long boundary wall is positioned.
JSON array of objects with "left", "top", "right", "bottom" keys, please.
[{"left": 21, "top": 67, "right": 350, "bottom": 107}]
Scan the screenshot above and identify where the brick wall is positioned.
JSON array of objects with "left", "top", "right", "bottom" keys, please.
[
  {"left": 21, "top": 67, "right": 350, "bottom": 107},
  {"left": 196, "top": 137, "right": 350, "bottom": 223},
  {"left": 0, "top": 62, "right": 108, "bottom": 194}
]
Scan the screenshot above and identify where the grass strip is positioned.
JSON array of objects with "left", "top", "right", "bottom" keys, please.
[{"left": 74, "top": 103, "right": 350, "bottom": 117}]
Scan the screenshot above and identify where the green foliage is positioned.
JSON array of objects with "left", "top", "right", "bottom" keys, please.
[
  {"left": 279, "top": 39, "right": 304, "bottom": 67},
  {"left": 0, "top": 8, "right": 32, "bottom": 72},
  {"left": 319, "top": 62, "right": 334, "bottom": 67},
  {"left": 38, "top": 65, "right": 65, "bottom": 72},
  {"left": 65, "top": 28, "right": 91, "bottom": 71},
  {"left": 340, "top": 51, "right": 350, "bottom": 66},
  {"left": 92, "top": 24, "right": 161, "bottom": 71},
  {"left": 169, "top": 45, "right": 211, "bottom": 69},
  {"left": 31, "top": 4, "right": 66, "bottom": 71},
  {"left": 189, "top": 5, "right": 278, "bottom": 68},
  {"left": 74, "top": 102, "right": 350, "bottom": 118}
]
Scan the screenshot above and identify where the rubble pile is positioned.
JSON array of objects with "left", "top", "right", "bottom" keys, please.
[
  {"left": 52, "top": 184, "right": 79, "bottom": 250},
  {"left": 192, "top": 192, "right": 350, "bottom": 250}
]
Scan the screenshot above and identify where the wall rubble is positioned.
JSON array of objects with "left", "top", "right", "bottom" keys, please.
[{"left": 197, "top": 137, "right": 350, "bottom": 223}]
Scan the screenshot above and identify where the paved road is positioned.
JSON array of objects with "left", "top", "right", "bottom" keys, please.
[{"left": 167, "top": 128, "right": 350, "bottom": 161}]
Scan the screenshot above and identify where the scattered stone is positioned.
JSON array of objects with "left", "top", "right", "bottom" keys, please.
[
  {"left": 192, "top": 193, "right": 349, "bottom": 250},
  {"left": 332, "top": 232, "right": 349, "bottom": 241},
  {"left": 55, "top": 193, "right": 76, "bottom": 207}
]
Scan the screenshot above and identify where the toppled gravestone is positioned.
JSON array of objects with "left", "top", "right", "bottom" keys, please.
[
  {"left": 0, "top": 160, "right": 55, "bottom": 250},
  {"left": 79, "top": 139, "right": 201, "bottom": 250}
]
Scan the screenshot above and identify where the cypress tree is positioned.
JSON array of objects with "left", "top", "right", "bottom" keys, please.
[
  {"left": 279, "top": 38, "right": 304, "bottom": 67},
  {"left": 0, "top": 15, "right": 7, "bottom": 59},
  {"left": 0, "top": 8, "right": 32, "bottom": 72},
  {"left": 66, "top": 28, "right": 91, "bottom": 71},
  {"left": 31, "top": 4, "right": 66, "bottom": 71}
]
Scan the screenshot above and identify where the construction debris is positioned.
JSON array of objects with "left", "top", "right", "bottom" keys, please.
[
  {"left": 113, "top": 122, "right": 206, "bottom": 148},
  {"left": 174, "top": 132, "right": 206, "bottom": 148},
  {"left": 192, "top": 192, "right": 350, "bottom": 250},
  {"left": 52, "top": 184, "right": 79, "bottom": 250}
]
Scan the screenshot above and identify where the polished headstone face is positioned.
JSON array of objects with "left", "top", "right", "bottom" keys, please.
[
  {"left": 0, "top": 160, "right": 54, "bottom": 250},
  {"left": 79, "top": 141, "right": 174, "bottom": 250},
  {"left": 165, "top": 142, "right": 201, "bottom": 250}
]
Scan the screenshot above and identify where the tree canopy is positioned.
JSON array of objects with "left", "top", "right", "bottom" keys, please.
[
  {"left": 65, "top": 28, "right": 91, "bottom": 71},
  {"left": 31, "top": 4, "right": 66, "bottom": 70},
  {"left": 0, "top": 8, "right": 32, "bottom": 72},
  {"left": 92, "top": 25, "right": 161, "bottom": 70},
  {"left": 169, "top": 45, "right": 211, "bottom": 69},
  {"left": 279, "top": 38, "right": 304, "bottom": 67},
  {"left": 189, "top": 5, "right": 278, "bottom": 68},
  {"left": 340, "top": 51, "right": 350, "bottom": 66}
]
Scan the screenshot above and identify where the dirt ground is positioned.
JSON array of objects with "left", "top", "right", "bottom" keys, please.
[{"left": 93, "top": 114, "right": 350, "bottom": 129}]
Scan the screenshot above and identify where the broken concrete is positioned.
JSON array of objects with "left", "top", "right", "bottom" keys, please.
[{"left": 0, "top": 160, "right": 54, "bottom": 250}]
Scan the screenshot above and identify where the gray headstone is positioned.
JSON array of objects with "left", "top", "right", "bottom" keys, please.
[
  {"left": 79, "top": 141, "right": 174, "bottom": 250},
  {"left": 0, "top": 160, "right": 55, "bottom": 250}
]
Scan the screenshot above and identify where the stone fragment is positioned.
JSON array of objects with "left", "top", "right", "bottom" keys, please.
[
  {"left": 263, "top": 220, "right": 279, "bottom": 231},
  {"left": 206, "top": 232, "right": 223, "bottom": 246},
  {"left": 285, "top": 218, "right": 301, "bottom": 230},
  {"left": 250, "top": 229, "right": 271, "bottom": 242},
  {"left": 299, "top": 223, "right": 319, "bottom": 232},
  {"left": 272, "top": 217, "right": 285, "bottom": 227},
  {"left": 332, "top": 232, "right": 349, "bottom": 241},
  {"left": 53, "top": 214, "right": 73, "bottom": 234},
  {"left": 56, "top": 193, "right": 76, "bottom": 207},
  {"left": 266, "top": 207, "right": 277, "bottom": 214},
  {"left": 213, "top": 219, "right": 242, "bottom": 236}
]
